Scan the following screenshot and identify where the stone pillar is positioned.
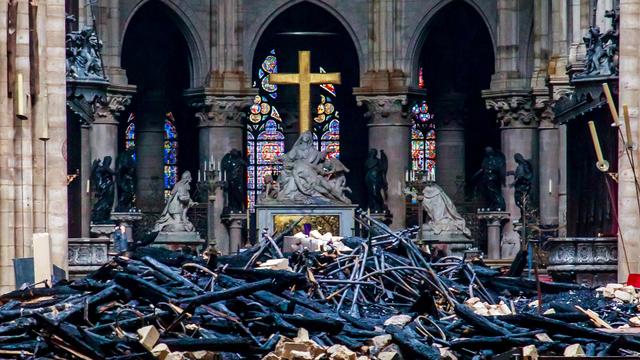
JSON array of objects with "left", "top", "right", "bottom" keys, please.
[
  {"left": 485, "top": 95, "right": 539, "bottom": 258},
  {"left": 432, "top": 93, "right": 466, "bottom": 199},
  {"left": 136, "top": 91, "right": 167, "bottom": 213},
  {"left": 618, "top": 0, "right": 640, "bottom": 281},
  {"left": 356, "top": 95, "right": 410, "bottom": 229},
  {"left": 80, "top": 125, "right": 92, "bottom": 237},
  {"left": 190, "top": 93, "right": 253, "bottom": 251},
  {"left": 538, "top": 105, "right": 560, "bottom": 227}
]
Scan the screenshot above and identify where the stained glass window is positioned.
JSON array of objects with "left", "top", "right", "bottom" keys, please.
[
  {"left": 411, "top": 100, "right": 436, "bottom": 178},
  {"left": 125, "top": 113, "right": 136, "bottom": 160},
  {"left": 164, "top": 112, "right": 178, "bottom": 199},
  {"left": 313, "top": 67, "right": 340, "bottom": 158},
  {"left": 247, "top": 49, "right": 284, "bottom": 209}
]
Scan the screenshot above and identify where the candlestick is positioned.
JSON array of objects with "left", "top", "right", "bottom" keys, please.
[
  {"left": 588, "top": 121, "right": 610, "bottom": 172},
  {"left": 623, "top": 104, "right": 634, "bottom": 149},
  {"left": 602, "top": 83, "right": 619, "bottom": 126}
]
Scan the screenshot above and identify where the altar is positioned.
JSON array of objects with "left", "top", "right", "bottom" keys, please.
[{"left": 255, "top": 204, "right": 357, "bottom": 237}]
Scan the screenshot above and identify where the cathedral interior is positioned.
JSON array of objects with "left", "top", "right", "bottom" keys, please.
[{"left": 1, "top": 0, "right": 640, "bottom": 358}]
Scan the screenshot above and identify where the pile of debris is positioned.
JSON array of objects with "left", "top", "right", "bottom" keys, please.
[{"left": 1, "top": 212, "right": 640, "bottom": 359}]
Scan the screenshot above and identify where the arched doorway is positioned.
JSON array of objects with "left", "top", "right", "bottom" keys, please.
[
  {"left": 413, "top": 0, "right": 496, "bottom": 240},
  {"left": 249, "top": 2, "right": 364, "bottom": 207},
  {"left": 121, "top": 2, "right": 197, "bottom": 213}
]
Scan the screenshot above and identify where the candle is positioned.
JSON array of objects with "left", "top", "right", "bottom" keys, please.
[
  {"left": 198, "top": 170, "right": 201, "bottom": 183},
  {"left": 588, "top": 121, "right": 609, "bottom": 172},
  {"left": 623, "top": 104, "right": 634, "bottom": 149},
  {"left": 602, "top": 83, "right": 620, "bottom": 126},
  {"left": 86, "top": 179, "right": 90, "bottom": 194},
  {"left": 548, "top": 179, "right": 552, "bottom": 194},
  {"left": 204, "top": 160, "right": 207, "bottom": 172},
  {"left": 405, "top": 170, "right": 409, "bottom": 182}
]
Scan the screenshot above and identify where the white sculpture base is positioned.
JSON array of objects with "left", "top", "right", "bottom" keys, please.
[
  {"left": 255, "top": 204, "right": 357, "bottom": 237},
  {"left": 421, "top": 224, "right": 474, "bottom": 257}
]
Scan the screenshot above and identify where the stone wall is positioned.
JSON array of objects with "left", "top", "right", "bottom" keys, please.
[{"left": 0, "top": 0, "right": 67, "bottom": 293}]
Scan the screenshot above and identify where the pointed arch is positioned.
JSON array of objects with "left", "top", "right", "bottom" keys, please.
[
  {"left": 407, "top": 0, "right": 496, "bottom": 86},
  {"left": 246, "top": 0, "right": 364, "bottom": 78},
  {"left": 121, "top": 0, "right": 207, "bottom": 87}
]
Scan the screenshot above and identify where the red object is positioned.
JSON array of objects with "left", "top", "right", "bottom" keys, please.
[
  {"left": 538, "top": 275, "right": 553, "bottom": 283},
  {"left": 627, "top": 274, "right": 640, "bottom": 287}
]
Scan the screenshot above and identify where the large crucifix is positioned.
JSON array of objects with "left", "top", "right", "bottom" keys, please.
[{"left": 269, "top": 51, "right": 341, "bottom": 134}]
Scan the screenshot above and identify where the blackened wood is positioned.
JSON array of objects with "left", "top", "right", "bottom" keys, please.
[
  {"left": 180, "top": 278, "right": 274, "bottom": 307},
  {"left": 54, "top": 285, "right": 121, "bottom": 324},
  {"left": 454, "top": 304, "right": 511, "bottom": 336},
  {"left": 386, "top": 325, "right": 441, "bottom": 360},
  {"left": 279, "top": 313, "right": 344, "bottom": 334},
  {"left": 499, "top": 313, "right": 614, "bottom": 342},
  {"left": 141, "top": 256, "right": 203, "bottom": 293},
  {"left": 506, "top": 250, "right": 528, "bottom": 277},
  {"left": 222, "top": 268, "right": 308, "bottom": 289},
  {"left": 161, "top": 337, "right": 262, "bottom": 354},
  {"left": 0, "top": 286, "right": 79, "bottom": 303},
  {"left": 114, "top": 273, "right": 176, "bottom": 302}
]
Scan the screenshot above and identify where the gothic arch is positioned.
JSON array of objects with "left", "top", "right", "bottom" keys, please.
[
  {"left": 406, "top": 0, "right": 496, "bottom": 86},
  {"left": 121, "top": 0, "right": 208, "bottom": 87},
  {"left": 246, "top": 0, "right": 364, "bottom": 79}
]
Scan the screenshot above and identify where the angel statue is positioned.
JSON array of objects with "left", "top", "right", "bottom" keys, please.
[
  {"left": 422, "top": 183, "right": 471, "bottom": 237},
  {"left": 473, "top": 146, "right": 506, "bottom": 211},
  {"left": 153, "top": 171, "right": 198, "bottom": 232},
  {"left": 508, "top": 153, "right": 534, "bottom": 211},
  {"left": 115, "top": 148, "right": 136, "bottom": 212},
  {"left": 364, "top": 149, "right": 388, "bottom": 212},
  {"left": 90, "top": 156, "right": 115, "bottom": 223}
]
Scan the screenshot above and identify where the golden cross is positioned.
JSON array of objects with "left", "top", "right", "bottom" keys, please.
[{"left": 269, "top": 51, "right": 341, "bottom": 134}]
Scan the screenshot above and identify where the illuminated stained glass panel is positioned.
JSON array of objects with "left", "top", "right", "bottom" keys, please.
[
  {"left": 313, "top": 76, "right": 340, "bottom": 158},
  {"left": 411, "top": 100, "right": 436, "bottom": 178},
  {"left": 247, "top": 52, "right": 284, "bottom": 209},
  {"left": 125, "top": 113, "right": 136, "bottom": 160},
  {"left": 164, "top": 113, "right": 178, "bottom": 199}
]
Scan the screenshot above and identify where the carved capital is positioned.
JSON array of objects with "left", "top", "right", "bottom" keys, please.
[
  {"left": 535, "top": 101, "right": 558, "bottom": 128},
  {"left": 356, "top": 95, "right": 408, "bottom": 124},
  {"left": 485, "top": 96, "right": 538, "bottom": 128},
  {"left": 106, "top": 93, "right": 132, "bottom": 116},
  {"left": 191, "top": 95, "right": 251, "bottom": 128}
]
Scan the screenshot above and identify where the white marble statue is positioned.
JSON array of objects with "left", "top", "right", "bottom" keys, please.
[
  {"left": 422, "top": 182, "right": 471, "bottom": 238},
  {"left": 266, "top": 131, "right": 351, "bottom": 205},
  {"left": 153, "top": 171, "right": 198, "bottom": 232}
]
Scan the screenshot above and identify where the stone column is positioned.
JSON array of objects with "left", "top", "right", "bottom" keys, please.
[
  {"left": 618, "top": 0, "right": 640, "bottom": 281},
  {"left": 80, "top": 124, "right": 92, "bottom": 237},
  {"left": 136, "top": 91, "right": 167, "bottom": 213},
  {"left": 432, "top": 93, "right": 466, "bottom": 199},
  {"left": 190, "top": 93, "right": 252, "bottom": 251},
  {"left": 485, "top": 95, "right": 539, "bottom": 258},
  {"left": 538, "top": 105, "right": 560, "bottom": 227},
  {"left": 356, "top": 95, "right": 410, "bottom": 229}
]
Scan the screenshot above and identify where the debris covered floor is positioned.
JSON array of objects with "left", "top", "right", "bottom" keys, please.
[{"left": 2, "top": 220, "right": 640, "bottom": 359}]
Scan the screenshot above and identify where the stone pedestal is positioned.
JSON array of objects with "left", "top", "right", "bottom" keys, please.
[
  {"left": 67, "top": 237, "right": 110, "bottom": 279},
  {"left": 421, "top": 225, "right": 474, "bottom": 257},
  {"left": 222, "top": 212, "right": 246, "bottom": 255},
  {"left": 153, "top": 232, "right": 204, "bottom": 252},
  {"left": 477, "top": 210, "right": 510, "bottom": 259},
  {"left": 110, "top": 211, "right": 143, "bottom": 247},
  {"left": 90, "top": 223, "right": 115, "bottom": 239}
]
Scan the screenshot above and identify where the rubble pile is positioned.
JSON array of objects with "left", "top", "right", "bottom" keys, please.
[{"left": 1, "top": 212, "right": 640, "bottom": 359}]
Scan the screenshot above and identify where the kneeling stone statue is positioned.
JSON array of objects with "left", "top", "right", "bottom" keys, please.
[
  {"left": 153, "top": 171, "right": 198, "bottom": 232},
  {"left": 422, "top": 183, "right": 471, "bottom": 238}
]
